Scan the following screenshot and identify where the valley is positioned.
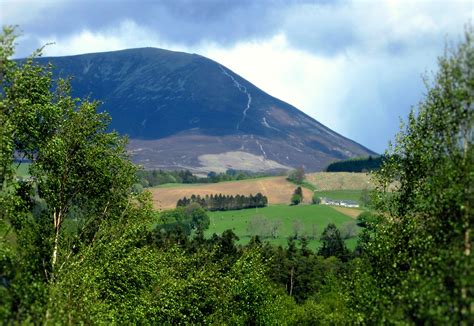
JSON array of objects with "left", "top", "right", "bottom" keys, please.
[
  {"left": 150, "top": 172, "right": 372, "bottom": 209},
  {"left": 150, "top": 172, "right": 368, "bottom": 251}
]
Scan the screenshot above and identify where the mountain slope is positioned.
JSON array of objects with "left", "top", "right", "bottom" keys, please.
[{"left": 35, "top": 48, "right": 375, "bottom": 172}]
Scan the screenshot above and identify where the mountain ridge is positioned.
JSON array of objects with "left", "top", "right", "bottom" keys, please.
[{"left": 32, "top": 47, "right": 375, "bottom": 172}]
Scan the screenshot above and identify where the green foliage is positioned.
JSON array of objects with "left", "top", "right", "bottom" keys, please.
[
  {"left": 0, "top": 26, "right": 138, "bottom": 323},
  {"left": 290, "top": 194, "right": 302, "bottom": 205},
  {"left": 326, "top": 155, "right": 384, "bottom": 172},
  {"left": 353, "top": 26, "right": 474, "bottom": 323},
  {"left": 46, "top": 211, "right": 291, "bottom": 324},
  {"left": 3, "top": 24, "right": 472, "bottom": 324},
  {"left": 291, "top": 186, "right": 303, "bottom": 205},
  {"left": 359, "top": 187, "right": 371, "bottom": 207},
  {"left": 355, "top": 211, "right": 380, "bottom": 229},
  {"left": 177, "top": 192, "right": 268, "bottom": 211},
  {"left": 318, "top": 223, "right": 350, "bottom": 261},
  {"left": 137, "top": 168, "right": 279, "bottom": 188},
  {"left": 156, "top": 205, "right": 210, "bottom": 238},
  {"left": 260, "top": 237, "right": 353, "bottom": 322},
  {"left": 312, "top": 193, "right": 321, "bottom": 204},
  {"left": 287, "top": 167, "right": 305, "bottom": 184}
]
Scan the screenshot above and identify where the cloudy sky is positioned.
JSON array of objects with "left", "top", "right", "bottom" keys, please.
[{"left": 1, "top": 0, "right": 472, "bottom": 153}]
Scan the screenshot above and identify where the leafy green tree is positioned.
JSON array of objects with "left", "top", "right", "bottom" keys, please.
[
  {"left": 355, "top": 211, "right": 380, "bottom": 229},
  {"left": 312, "top": 193, "right": 321, "bottom": 204},
  {"left": 359, "top": 188, "right": 371, "bottom": 207},
  {"left": 318, "top": 223, "right": 349, "bottom": 261},
  {"left": 0, "top": 26, "right": 139, "bottom": 322},
  {"left": 185, "top": 202, "right": 210, "bottom": 232},
  {"left": 291, "top": 186, "right": 303, "bottom": 205},
  {"left": 340, "top": 221, "right": 358, "bottom": 240},
  {"left": 354, "top": 26, "right": 474, "bottom": 323}
]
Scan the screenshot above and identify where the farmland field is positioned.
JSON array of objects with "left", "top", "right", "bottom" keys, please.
[
  {"left": 150, "top": 176, "right": 313, "bottom": 210},
  {"left": 305, "top": 172, "right": 374, "bottom": 190},
  {"left": 332, "top": 206, "right": 364, "bottom": 218},
  {"left": 205, "top": 204, "right": 360, "bottom": 251}
]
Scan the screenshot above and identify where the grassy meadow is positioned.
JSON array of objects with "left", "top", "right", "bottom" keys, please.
[
  {"left": 205, "top": 204, "right": 360, "bottom": 251},
  {"left": 305, "top": 172, "right": 373, "bottom": 190},
  {"left": 151, "top": 173, "right": 369, "bottom": 251}
]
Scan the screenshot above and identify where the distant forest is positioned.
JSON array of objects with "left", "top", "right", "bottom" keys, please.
[
  {"left": 137, "top": 169, "right": 281, "bottom": 187},
  {"left": 177, "top": 193, "right": 268, "bottom": 211},
  {"left": 325, "top": 155, "right": 384, "bottom": 172}
]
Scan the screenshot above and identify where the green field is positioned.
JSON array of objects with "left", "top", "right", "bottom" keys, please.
[
  {"left": 205, "top": 204, "right": 359, "bottom": 251},
  {"left": 312, "top": 189, "right": 363, "bottom": 203}
]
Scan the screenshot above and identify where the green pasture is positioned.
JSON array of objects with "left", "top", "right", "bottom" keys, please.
[
  {"left": 154, "top": 182, "right": 203, "bottom": 188},
  {"left": 206, "top": 204, "right": 359, "bottom": 251}
]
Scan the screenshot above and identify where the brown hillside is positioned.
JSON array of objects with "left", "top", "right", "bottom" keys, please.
[
  {"left": 305, "top": 172, "right": 374, "bottom": 191},
  {"left": 150, "top": 176, "right": 312, "bottom": 210}
]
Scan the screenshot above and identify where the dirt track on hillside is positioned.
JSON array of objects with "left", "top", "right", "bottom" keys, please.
[{"left": 150, "top": 177, "right": 313, "bottom": 210}]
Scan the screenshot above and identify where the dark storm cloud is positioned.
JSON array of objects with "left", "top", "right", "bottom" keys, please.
[
  {"left": 3, "top": 0, "right": 343, "bottom": 56},
  {"left": 8, "top": 1, "right": 267, "bottom": 44}
]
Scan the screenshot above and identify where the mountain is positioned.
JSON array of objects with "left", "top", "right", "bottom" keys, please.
[{"left": 35, "top": 48, "right": 375, "bottom": 172}]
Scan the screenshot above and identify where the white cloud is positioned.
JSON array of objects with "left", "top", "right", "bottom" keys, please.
[{"left": 39, "top": 20, "right": 187, "bottom": 57}]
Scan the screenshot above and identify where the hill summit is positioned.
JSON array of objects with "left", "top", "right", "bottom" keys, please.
[{"left": 36, "top": 48, "right": 375, "bottom": 172}]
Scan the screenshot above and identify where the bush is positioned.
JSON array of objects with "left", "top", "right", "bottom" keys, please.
[
  {"left": 312, "top": 193, "right": 321, "bottom": 204},
  {"left": 340, "top": 221, "right": 358, "bottom": 239},
  {"left": 291, "top": 187, "right": 304, "bottom": 205},
  {"left": 356, "top": 211, "right": 379, "bottom": 229},
  {"left": 291, "top": 194, "right": 302, "bottom": 205}
]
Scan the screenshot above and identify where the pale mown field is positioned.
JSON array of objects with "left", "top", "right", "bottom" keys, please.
[
  {"left": 150, "top": 176, "right": 313, "bottom": 210},
  {"left": 305, "top": 172, "right": 374, "bottom": 191}
]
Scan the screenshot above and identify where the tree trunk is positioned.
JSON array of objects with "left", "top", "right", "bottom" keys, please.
[
  {"left": 464, "top": 228, "right": 471, "bottom": 257},
  {"left": 289, "top": 267, "right": 294, "bottom": 297},
  {"left": 45, "top": 209, "right": 62, "bottom": 323},
  {"left": 51, "top": 209, "right": 63, "bottom": 280},
  {"left": 462, "top": 134, "right": 471, "bottom": 316}
]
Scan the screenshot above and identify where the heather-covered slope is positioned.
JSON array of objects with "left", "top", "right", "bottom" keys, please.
[{"left": 36, "top": 48, "right": 375, "bottom": 171}]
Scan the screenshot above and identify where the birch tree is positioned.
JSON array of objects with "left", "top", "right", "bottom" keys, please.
[
  {"left": 354, "top": 26, "right": 473, "bottom": 323},
  {"left": 0, "top": 26, "right": 136, "bottom": 322}
]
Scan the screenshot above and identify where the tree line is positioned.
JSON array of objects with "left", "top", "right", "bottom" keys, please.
[
  {"left": 325, "top": 155, "right": 385, "bottom": 172},
  {"left": 177, "top": 193, "right": 268, "bottom": 211},
  {"left": 137, "top": 168, "right": 281, "bottom": 188}
]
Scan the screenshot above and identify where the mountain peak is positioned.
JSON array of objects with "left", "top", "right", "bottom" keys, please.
[{"left": 35, "top": 48, "right": 375, "bottom": 172}]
